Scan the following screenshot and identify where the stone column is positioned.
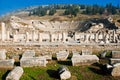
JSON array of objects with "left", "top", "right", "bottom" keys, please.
[
  {"left": 50, "top": 34, "right": 54, "bottom": 42},
  {"left": 32, "top": 30, "right": 36, "bottom": 42},
  {"left": 1, "top": 22, "right": 6, "bottom": 41},
  {"left": 6, "top": 31, "right": 10, "bottom": 41},
  {"left": 105, "top": 34, "right": 110, "bottom": 43},
  {"left": 85, "top": 34, "right": 90, "bottom": 43},
  {"left": 74, "top": 32, "right": 77, "bottom": 41},
  {"left": 62, "top": 32, "right": 66, "bottom": 42},
  {"left": 13, "top": 35, "right": 17, "bottom": 42},
  {"left": 58, "top": 33, "right": 61, "bottom": 42},
  {"left": 113, "top": 30, "right": 116, "bottom": 42},
  {"left": 38, "top": 33, "right": 42, "bottom": 42},
  {"left": 26, "top": 32, "right": 29, "bottom": 42},
  {"left": 95, "top": 33, "right": 99, "bottom": 43}
]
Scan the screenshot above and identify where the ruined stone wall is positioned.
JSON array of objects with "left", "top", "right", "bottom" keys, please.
[{"left": 0, "top": 45, "right": 120, "bottom": 56}]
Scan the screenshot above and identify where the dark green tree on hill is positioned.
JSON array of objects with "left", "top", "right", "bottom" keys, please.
[
  {"left": 64, "top": 5, "right": 80, "bottom": 17},
  {"left": 49, "top": 9, "right": 56, "bottom": 15},
  {"left": 29, "top": 6, "right": 47, "bottom": 16}
]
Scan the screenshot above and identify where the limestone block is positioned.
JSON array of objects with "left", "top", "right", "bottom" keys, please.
[
  {"left": 72, "top": 55, "right": 99, "bottom": 66},
  {"left": 56, "top": 51, "right": 69, "bottom": 61},
  {"left": 26, "top": 32, "right": 29, "bottom": 42},
  {"left": 110, "top": 58, "right": 120, "bottom": 64},
  {"left": 39, "top": 55, "right": 52, "bottom": 60},
  {"left": 113, "top": 63, "right": 120, "bottom": 67},
  {"left": 1, "top": 22, "right": 6, "bottom": 41},
  {"left": 111, "top": 66, "right": 120, "bottom": 77},
  {"left": 20, "top": 57, "right": 48, "bottom": 67},
  {"left": 58, "top": 66, "right": 71, "bottom": 80},
  {"left": 6, "top": 66, "right": 23, "bottom": 80},
  {"left": 22, "top": 50, "right": 35, "bottom": 58},
  {"left": 82, "top": 49, "right": 92, "bottom": 55},
  {"left": 112, "top": 51, "right": 120, "bottom": 58},
  {"left": 0, "top": 59, "right": 14, "bottom": 68},
  {"left": 0, "top": 49, "right": 7, "bottom": 60}
]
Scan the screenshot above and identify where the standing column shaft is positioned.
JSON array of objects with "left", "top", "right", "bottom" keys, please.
[
  {"left": 63, "top": 32, "right": 66, "bottom": 42},
  {"left": 26, "top": 32, "right": 29, "bottom": 42},
  {"left": 39, "top": 33, "right": 42, "bottom": 42},
  {"left": 6, "top": 31, "right": 10, "bottom": 41},
  {"left": 1, "top": 22, "right": 6, "bottom": 41},
  {"left": 32, "top": 30, "right": 36, "bottom": 42}
]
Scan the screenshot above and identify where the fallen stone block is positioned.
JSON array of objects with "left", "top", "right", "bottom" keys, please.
[
  {"left": 72, "top": 52, "right": 81, "bottom": 58},
  {"left": 56, "top": 51, "right": 69, "bottom": 61},
  {"left": 40, "top": 55, "right": 52, "bottom": 60},
  {"left": 6, "top": 66, "right": 24, "bottom": 80},
  {"left": 72, "top": 55, "right": 99, "bottom": 66},
  {"left": 58, "top": 66, "right": 71, "bottom": 80},
  {"left": 20, "top": 57, "right": 48, "bottom": 67},
  {"left": 22, "top": 50, "right": 35, "bottom": 58},
  {"left": 111, "top": 65, "right": 120, "bottom": 77},
  {"left": 112, "top": 51, "right": 120, "bottom": 58},
  {"left": 110, "top": 58, "right": 120, "bottom": 64},
  {"left": 0, "top": 49, "right": 7, "bottom": 60},
  {"left": 113, "top": 63, "right": 120, "bottom": 67},
  {"left": 0, "top": 59, "right": 14, "bottom": 68},
  {"left": 82, "top": 49, "right": 92, "bottom": 55}
]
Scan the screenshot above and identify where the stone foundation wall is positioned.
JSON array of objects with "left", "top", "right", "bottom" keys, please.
[{"left": 0, "top": 45, "right": 120, "bottom": 57}]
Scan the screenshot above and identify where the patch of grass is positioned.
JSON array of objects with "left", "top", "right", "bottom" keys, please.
[
  {"left": 0, "top": 57, "right": 120, "bottom": 80},
  {"left": 106, "top": 50, "right": 112, "bottom": 58}
]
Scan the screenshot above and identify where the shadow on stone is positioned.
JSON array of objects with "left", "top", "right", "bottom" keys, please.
[
  {"left": 52, "top": 56, "right": 57, "bottom": 60},
  {"left": 47, "top": 70, "right": 59, "bottom": 79},
  {"left": 88, "top": 63, "right": 111, "bottom": 75},
  {"left": 19, "top": 54, "right": 22, "bottom": 60},
  {"left": 57, "top": 61, "right": 72, "bottom": 66},
  {"left": 2, "top": 70, "right": 11, "bottom": 80},
  {"left": 14, "top": 62, "right": 20, "bottom": 66},
  {"left": 67, "top": 55, "right": 72, "bottom": 60}
]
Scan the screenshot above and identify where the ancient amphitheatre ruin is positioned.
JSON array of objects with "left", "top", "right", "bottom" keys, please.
[{"left": 0, "top": 14, "right": 120, "bottom": 80}]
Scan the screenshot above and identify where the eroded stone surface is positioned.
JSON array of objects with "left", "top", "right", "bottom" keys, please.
[
  {"left": 6, "top": 66, "right": 24, "bottom": 80},
  {"left": 0, "top": 59, "right": 15, "bottom": 68},
  {"left": 56, "top": 51, "right": 69, "bottom": 61},
  {"left": 58, "top": 66, "right": 71, "bottom": 80},
  {"left": 111, "top": 66, "right": 120, "bottom": 77},
  {"left": 72, "top": 52, "right": 99, "bottom": 66},
  {"left": 20, "top": 57, "right": 48, "bottom": 67},
  {"left": 0, "top": 49, "right": 7, "bottom": 60}
]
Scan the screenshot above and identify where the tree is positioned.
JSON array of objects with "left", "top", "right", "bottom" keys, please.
[
  {"left": 49, "top": 9, "right": 56, "bottom": 15},
  {"left": 64, "top": 5, "right": 80, "bottom": 17}
]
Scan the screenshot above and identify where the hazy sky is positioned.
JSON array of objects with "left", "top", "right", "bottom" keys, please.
[{"left": 0, "top": 0, "right": 120, "bottom": 16}]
